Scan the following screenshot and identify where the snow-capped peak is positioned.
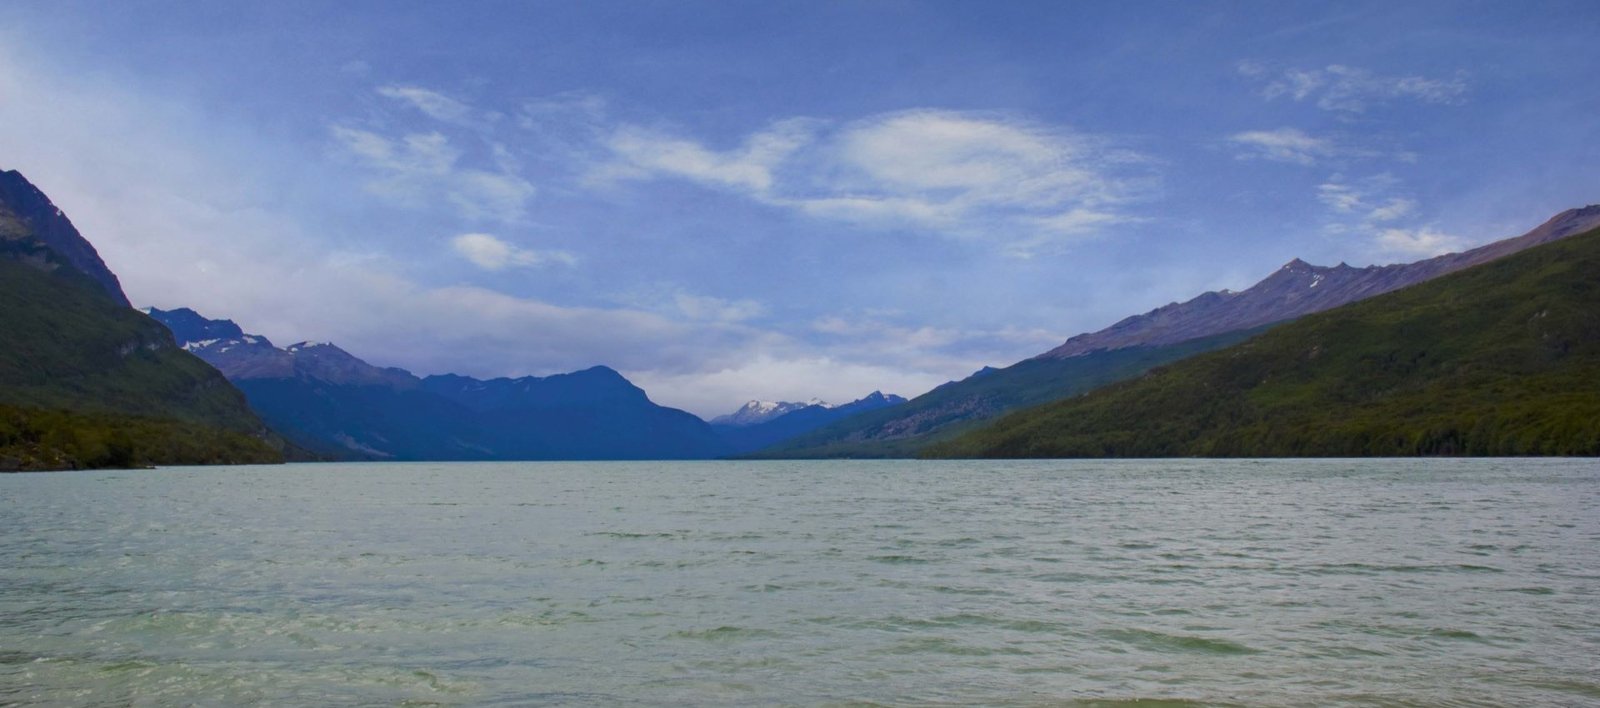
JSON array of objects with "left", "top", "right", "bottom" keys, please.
[{"left": 710, "top": 398, "right": 834, "bottom": 426}]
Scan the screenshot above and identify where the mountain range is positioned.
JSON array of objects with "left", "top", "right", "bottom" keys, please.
[
  {"left": 147, "top": 308, "right": 734, "bottom": 460},
  {"left": 757, "top": 206, "right": 1600, "bottom": 458},
  {"left": 929, "top": 220, "right": 1600, "bottom": 457}
]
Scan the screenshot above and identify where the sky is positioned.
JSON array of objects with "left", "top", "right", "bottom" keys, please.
[{"left": 0, "top": 1, "right": 1596, "bottom": 417}]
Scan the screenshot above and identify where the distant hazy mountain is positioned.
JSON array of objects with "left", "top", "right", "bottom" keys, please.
[
  {"left": 714, "top": 392, "right": 906, "bottom": 455},
  {"left": 760, "top": 205, "right": 1600, "bottom": 458},
  {"left": 0, "top": 169, "right": 282, "bottom": 469},
  {"left": 1038, "top": 205, "right": 1600, "bottom": 359},
  {"left": 710, "top": 399, "right": 832, "bottom": 427},
  {"left": 930, "top": 221, "right": 1600, "bottom": 458},
  {"left": 149, "top": 309, "right": 731, "bottom": 460}
]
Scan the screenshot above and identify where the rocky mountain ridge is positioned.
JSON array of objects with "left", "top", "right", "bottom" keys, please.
[{"left": 1039, "top": 205, "right": 1600, "bottom": 359}]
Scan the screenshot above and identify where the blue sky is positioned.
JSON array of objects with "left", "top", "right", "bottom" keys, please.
[{"left": 1, "top": 1, "right": 1596, "bottom": 416}]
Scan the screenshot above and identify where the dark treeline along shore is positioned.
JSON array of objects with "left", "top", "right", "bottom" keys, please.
[{"left": 2, "top": 163, "right": 1598, "bottom": 470}]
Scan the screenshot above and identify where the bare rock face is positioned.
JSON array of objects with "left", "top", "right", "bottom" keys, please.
[
  {"left": 1038, "top": 205, "right": 1600, "bottom": 359},
  {"left": 0, "top": 169, "right": 131, "bottom": 307}
]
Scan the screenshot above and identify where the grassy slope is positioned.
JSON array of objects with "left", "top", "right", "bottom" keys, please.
[
  {"left": 751, "top": 327, "right": 1265, "bottom": 458},
  {"left": 928, "top": 226, "right": 1600, "bottom": 458},
  {"left": 0, "top": 245, "right": 282, "bottom": 470}
]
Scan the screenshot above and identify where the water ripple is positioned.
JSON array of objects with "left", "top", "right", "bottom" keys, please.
[{"left": 1, "top": 458, "right": 1596, "bottom": 706}]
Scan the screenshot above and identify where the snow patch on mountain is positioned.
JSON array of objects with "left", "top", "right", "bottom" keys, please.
[{"left": 710, "top": 399, "right": 834, "bottom": 427}]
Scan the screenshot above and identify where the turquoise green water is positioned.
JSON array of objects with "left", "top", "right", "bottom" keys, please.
[{"left": 1, "top": 459, "right": 1597, "bottom": 705}]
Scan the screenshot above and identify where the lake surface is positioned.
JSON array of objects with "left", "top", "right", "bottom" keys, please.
[{"left": 2, "top": 459, "right": 1597, "bottom": 706}]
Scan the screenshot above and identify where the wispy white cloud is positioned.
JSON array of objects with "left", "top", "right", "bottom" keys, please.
[
  {"left": 673, "top": 293, "right": 767, "bottom": 323},
  {"left": 329, "top": 84, "right": 535, "bottom": 222},
  {"left": 1227, "top": 127, "right": 1334, "bottom": 165},
  {"left": 592, "top": 109, "right": 1151, "bottom": 257},
  {"left": 331, "top": 126, "right": 535, "bottom": 223},
  {"left": 520, "top": 91, "right": 609, "bottom": 127},
  {"left": 1366, "top": 197, "right": 1416, "bottom": 222},
  {"left": 1239, "top": 62, "right": 1468, "bottom": 115},
  {"left": 332, "top": 126, "right": 458, "bottom": 175},
  {"left": 378, "top": 85, "right": 474, "bottom": 124},
  {"left": 451, "top": 233, "right": 575, "bottom": 270},
  {"left": 1373, "top": 226, "right": 1461, "bottom": 257},
  {"left": 602, "top": 119, "right": 815, "bottom": 192},
  {"left": 1318, "top": 174, "right": 1461, "bottom": 257}
]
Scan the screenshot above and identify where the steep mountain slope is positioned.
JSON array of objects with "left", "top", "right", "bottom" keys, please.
[
  {"left": 1039, "top": 206, "right": 1600, "bottom": 359},
  {"left": 929, "top": 225, "right": 1600, "bottom": 458},
  {"left": 751, "top": 329, "right": 1261, "bottom": 458},
  {"left": 0, "top": 172, "right": 282, "bottom": 470},
  {"left": 715, "top": 392, "right": 906, "bottom": 455},
  {"left": 0, "top": 170, "right": 131, "bottom": 307},
  {"left": 150, "top": 309, "right": 731, "bottom": 460}
]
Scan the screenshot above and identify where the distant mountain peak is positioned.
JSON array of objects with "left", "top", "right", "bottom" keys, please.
[
  {"left": 711, "top": 398, "right": 829, "bottom": 427},
  {"left": 712, "top": 390, "right": 907, "bottom": 454}
]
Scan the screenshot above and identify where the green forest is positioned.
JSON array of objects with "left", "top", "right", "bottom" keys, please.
[
  {"left": 929, "top": 226, "right": 1600, "bottom": 458},
  {"left": 0, "top": 238, "right": 283, "bottom": 470}
]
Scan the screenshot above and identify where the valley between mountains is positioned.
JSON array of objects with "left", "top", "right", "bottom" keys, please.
[{"left": 3, "top": 165, "right": 1597, "bottom": 469}]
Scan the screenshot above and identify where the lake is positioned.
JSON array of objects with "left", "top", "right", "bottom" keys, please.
[{"left": 2, "top": 459, "right": 1597, "bottom": 706}]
